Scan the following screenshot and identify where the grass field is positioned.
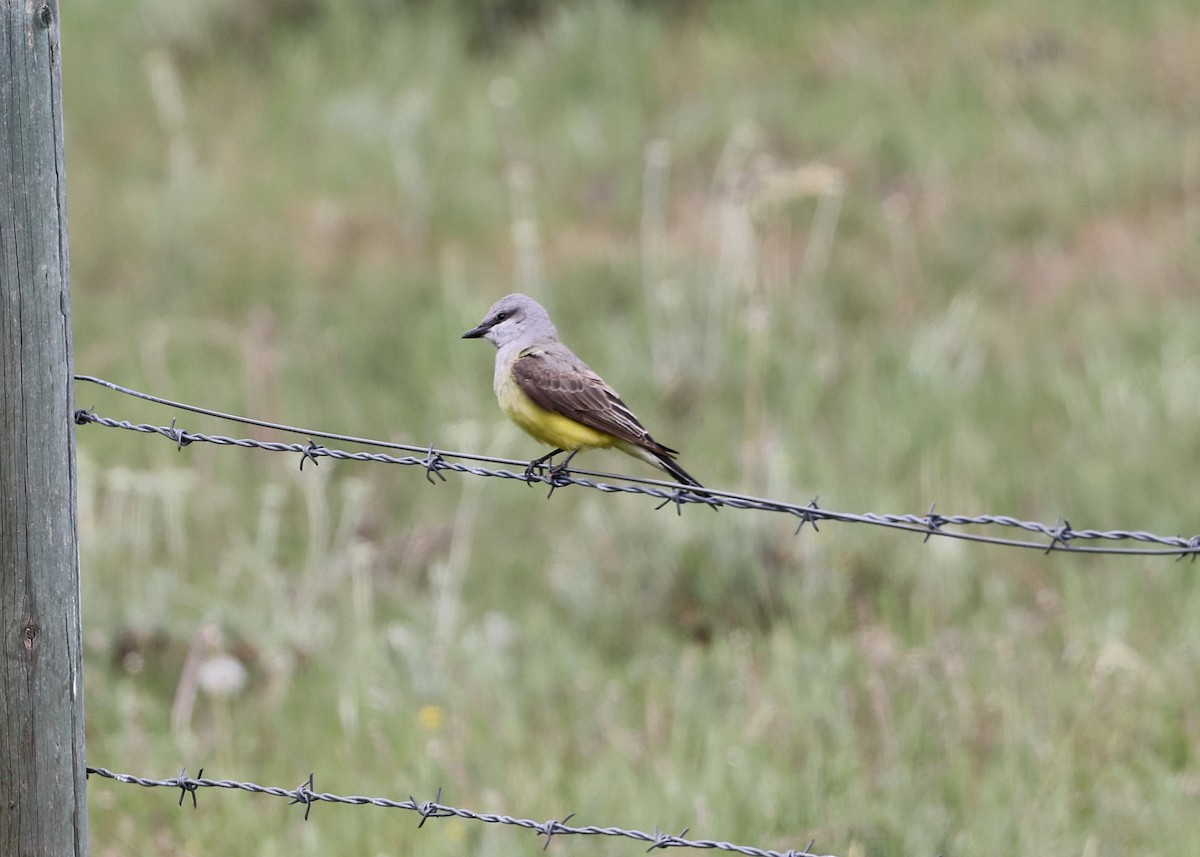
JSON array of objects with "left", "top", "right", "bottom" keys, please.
[{"left": 66, "top": 1, "right": 1200, "bottom": 855}]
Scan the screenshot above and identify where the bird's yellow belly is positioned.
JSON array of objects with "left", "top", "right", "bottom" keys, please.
[{"left": 496, "top": 372, "right": 613, "bottom": 451}]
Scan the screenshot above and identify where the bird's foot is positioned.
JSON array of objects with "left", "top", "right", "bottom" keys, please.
[
  {"left": 543, "top": 450, "right": 580, "bottom": 498},
  {"left": 524, "top": 449, "right": 563, "bottom": 486}
]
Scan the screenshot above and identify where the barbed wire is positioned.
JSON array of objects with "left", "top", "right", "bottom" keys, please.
[
  {"left": 85, "top": 766, "right": 834, "bottom": 857},
  {"left": 74, "top": 374, "right": 1200, "bottom": 558}
]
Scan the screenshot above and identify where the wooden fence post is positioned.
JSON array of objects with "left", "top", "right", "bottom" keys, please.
[{"left": 0, "top": 1, "right": 88, "bottom": 855}]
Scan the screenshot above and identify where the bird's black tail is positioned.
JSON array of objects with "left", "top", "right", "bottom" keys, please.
[
  {"left": 653, "top": 453, "right": 718, "bottom": 511},
  {"left": 653, "top": 452, "right": 704, "bottom": 488}
]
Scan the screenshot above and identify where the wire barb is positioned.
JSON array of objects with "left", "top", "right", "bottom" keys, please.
[
  {"left": 422, "top": 444, "right": 448, "bottom": 484},
  {"left": 544, "top": 471, "right": 572, "bottom": 499},
  {"left": 1177, "top": 535, "right": 1200, "bottom": 563},
  {"left": 539, "top": 812, "right": 576, "bottom": 850},
  {"left": 1044, "top": 517, "right": 1073, "bottom": 554},
  {"left": 793, "top": 497, "right": 822, "bottom": 535},
  {"left": 299, "top": 441, "right": 324, "bottom": 471},
  {"left": 168, "top": 418, "right": 192, "bottom": 450},
  {"left": 923, "top": 502, "right": 943, "bottom": 543},
  {"left": 289, "top": 773, "right": 316, "bottom": 820},
  {"left": 177, "top": 767, "right": 201, "bottom": 809},
  {"left": 413, "top": 786, "right": 445, "bottom": 828},
  {"left": 647, "top": 826, "right": 691, "bottom": 852},
  {"left": 654, "top": 489, "right": 690, "bottom": 515}
]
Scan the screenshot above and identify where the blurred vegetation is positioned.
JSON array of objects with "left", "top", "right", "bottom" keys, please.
[{"left": 67, "top": 1, "right": 1200, "bottom": 855}]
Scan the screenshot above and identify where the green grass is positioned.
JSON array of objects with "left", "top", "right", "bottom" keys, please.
[{"left": 67, "top": 1, "right": 1200, "bottom": 855}]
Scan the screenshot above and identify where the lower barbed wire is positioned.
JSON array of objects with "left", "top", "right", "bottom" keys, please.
[{"left": 85, "top": 766, "right": 834, "bottom": 857}]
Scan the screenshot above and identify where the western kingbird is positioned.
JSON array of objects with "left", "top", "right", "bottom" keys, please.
[{"left": 462, "top": 293, "right": 704, "bottom": 488}]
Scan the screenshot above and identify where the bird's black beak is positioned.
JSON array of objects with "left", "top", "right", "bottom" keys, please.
[{"left": 461, "top": 323, "right": 488, "bottom": 339}]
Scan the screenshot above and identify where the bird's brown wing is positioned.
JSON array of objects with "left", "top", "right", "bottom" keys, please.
[{"left": 511, "top": 345, "right": 679, "bottom": 456}]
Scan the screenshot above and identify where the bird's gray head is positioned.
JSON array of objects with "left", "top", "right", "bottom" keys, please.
[{"left": 461, "top": 293, "right": 558, "bottom": 349}]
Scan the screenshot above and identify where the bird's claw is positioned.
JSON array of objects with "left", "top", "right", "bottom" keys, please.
[
  {"left": 524, "top": 449, "right": 564, "bottom": 486},
  {"left": 543, "top": 450, "right": 579, "bottom": 496}
]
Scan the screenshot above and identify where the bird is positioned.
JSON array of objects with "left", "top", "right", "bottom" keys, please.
[{"left": 462, "top": 293, "right": 706, "bottom": 489}]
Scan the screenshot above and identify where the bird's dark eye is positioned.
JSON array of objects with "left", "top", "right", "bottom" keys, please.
[{"left": 495, "top": 312, "right": 508, "bottom": 322}]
